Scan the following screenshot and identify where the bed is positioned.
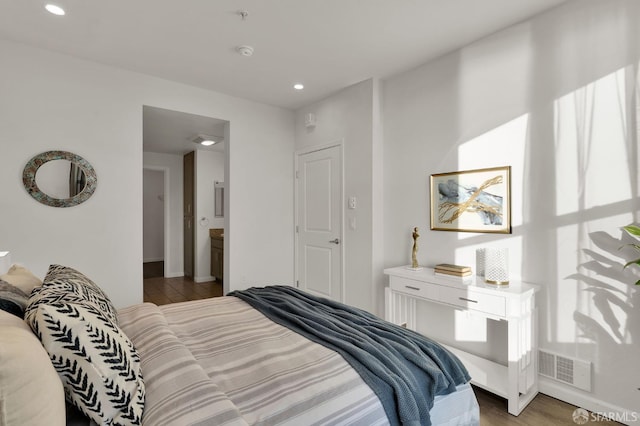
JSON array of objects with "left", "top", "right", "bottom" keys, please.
[{"left": 0, "top": 264, "right": 480, "bottom": 426}]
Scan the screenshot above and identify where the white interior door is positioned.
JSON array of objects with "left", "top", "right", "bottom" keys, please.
[{"left": 296, "top": 144, "right": 342, "bottom": 301}]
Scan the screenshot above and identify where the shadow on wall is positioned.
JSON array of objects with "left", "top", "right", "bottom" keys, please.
[{"left": 568, "top": 230, "right": 639, "bottom": 346}]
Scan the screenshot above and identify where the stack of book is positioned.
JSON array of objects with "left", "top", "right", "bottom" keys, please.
[{"left": 434, "top": 264, "right": 472, "bottom": 282}]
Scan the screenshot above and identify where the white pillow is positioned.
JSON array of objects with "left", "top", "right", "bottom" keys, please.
[
  {"left": 0, "top": 311, "right": 65, "bottom": 426},
  {"left": 0, "top": 264, "right": 42, "bottom": 295}
]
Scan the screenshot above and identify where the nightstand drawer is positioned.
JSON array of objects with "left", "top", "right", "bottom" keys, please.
[
  {"left": 440, "top": 287, "right": 506, "bottom": 317},
  {"left": 389, "top": 276, "right": 439, "bottom": 301}
]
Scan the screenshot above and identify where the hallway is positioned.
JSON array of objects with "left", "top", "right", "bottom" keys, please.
[{"left": 143, "top": 276, "right": 223, "bottom": 305}]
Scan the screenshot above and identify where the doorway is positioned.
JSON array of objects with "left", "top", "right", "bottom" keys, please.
[
  {"left": 142, "top": 105, "right": 228, "bottom": 302},
  {"left": 143, "top": 168, "right": 166, "bottom": 278},
  {"left": 295, "top": 143, "right": 344, "bottom": 301}
]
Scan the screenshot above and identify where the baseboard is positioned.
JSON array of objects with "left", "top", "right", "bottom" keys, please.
[
  {"left": 194, "top": 275, "right": 215, "bottom": 283},
  {"left": 143, "top": 257, "right": 164, "bottom": 263},
  {"left": 164, "top": 272, "right": 184, "bottom": 278},
  {"left": 539, "top": 377, "right": 639, "bottom": 425}
]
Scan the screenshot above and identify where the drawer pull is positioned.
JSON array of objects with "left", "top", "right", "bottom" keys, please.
[
  {"left": 405, "top": 285, "right": 420, "bottom": 291},
  {"left": 458, "top": 297, "right": 478, "bottom": 303}
]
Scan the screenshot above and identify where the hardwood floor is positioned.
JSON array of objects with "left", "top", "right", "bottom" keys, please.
[
  {"left": 475, "top": 386, "right": 621, "bottom": 425},
  {"left": 143, "top": 275, "right": 223, "bottom": 305},
  {"left": 141, "top": 277, "right": 620, "bottom": 425},
  {"left": 143, "top": 261, "right": 164, "bottom": 279}
]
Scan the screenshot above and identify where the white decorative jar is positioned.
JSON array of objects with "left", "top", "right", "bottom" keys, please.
[{"left": 484, "top": 248, "right": 509, "bottom": 285}]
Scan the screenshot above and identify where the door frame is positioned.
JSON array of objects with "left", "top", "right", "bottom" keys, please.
[
  {"left": 142, "top": 166, "right": 171, "bottom": 277},
  {"left": 294, "top": 140, "right": 345, "bottom": 301}
]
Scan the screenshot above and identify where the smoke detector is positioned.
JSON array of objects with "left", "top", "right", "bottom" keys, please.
[{"left": 236, "top": 45, "right": 254, "bottom": 57}]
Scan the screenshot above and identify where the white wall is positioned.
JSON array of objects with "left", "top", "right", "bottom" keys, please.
[
  {"left": 195, "top": 149, "right": 225, "bottom": 282},
  {"left": 143, "top": 152, "right": 183, "bottom": 277},
  {"left": 295, "top": 79, "right": 384, "bottom": 314},
  {"left": 383, "top": 0, "right": 639, "bottom": 418},
  {"left": 142, "top": 169, "right": 164, "bottom": 262},
  {"left": 0, "top": 39, "right": 295, "bottom": 307}
]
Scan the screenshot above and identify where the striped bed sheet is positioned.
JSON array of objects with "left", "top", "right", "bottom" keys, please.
[{"left": 118, "top": 296, "right": 479, "bottom": 425}]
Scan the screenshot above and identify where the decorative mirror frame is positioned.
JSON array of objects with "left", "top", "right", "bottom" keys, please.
[{"left": 23, "top": 150, "right": 97, "bottom": 207}]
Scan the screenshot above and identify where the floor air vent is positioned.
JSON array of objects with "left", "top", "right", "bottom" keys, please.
[{"left": 538, "top": 349, "right": 591, "bottom": 392}]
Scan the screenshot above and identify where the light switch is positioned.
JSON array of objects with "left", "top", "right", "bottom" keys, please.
[{"left": 348, "top": 196, "right": 357, "bottom": 209}]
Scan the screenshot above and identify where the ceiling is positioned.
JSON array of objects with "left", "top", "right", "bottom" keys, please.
[
  {"left": 143, "top": 106, "right": 227, "bottom": 155},
  {"left": 1, "top": 0, "right": 569, "bottom": 111},
  {"left": 2, "top": 1, "right": 569, "bottom": 155}
]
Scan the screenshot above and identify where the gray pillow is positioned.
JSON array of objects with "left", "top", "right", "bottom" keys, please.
[{"left": 0, "top": 279, "right": 29, "bottom": 317}]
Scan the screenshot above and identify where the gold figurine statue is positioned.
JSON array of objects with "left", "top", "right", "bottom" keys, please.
[{"left": 411, "top": 227, "right": 419, "bottom": 269}]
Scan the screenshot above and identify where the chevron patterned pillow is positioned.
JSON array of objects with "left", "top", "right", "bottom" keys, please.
[
  {"left": 25, "top": 265, "right": 118, "bottom": 326},
  {"left": 29, "top": 300, "right": 145, "bottom": 425}
]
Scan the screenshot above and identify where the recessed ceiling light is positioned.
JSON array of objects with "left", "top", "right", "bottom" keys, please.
[
  {"left": 293, "top": 83, "right": 304, "bottom": 90},
  {"left": 45, "top": 4, "right": 65, "bottom": 16},
  {"left": 192, "top": 134, "right": 219, "bottom": 146}
]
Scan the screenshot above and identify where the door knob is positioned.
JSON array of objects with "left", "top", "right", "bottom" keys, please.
[{"left": 329, "top": 238, "right": 340, "bottom": 244}]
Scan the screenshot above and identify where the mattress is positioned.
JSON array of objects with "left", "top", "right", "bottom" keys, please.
[{"left": 118, "top": 295, "right": 479, "bottom": 425}]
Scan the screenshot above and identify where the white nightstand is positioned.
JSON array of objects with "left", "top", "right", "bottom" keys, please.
[{"left": 384, "top": 266, "right": 540, "bottom": 416}]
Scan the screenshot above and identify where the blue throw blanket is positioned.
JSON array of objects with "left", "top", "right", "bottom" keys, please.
[{"left": 229, "top": 286, "right": 470, "bottom": 426}]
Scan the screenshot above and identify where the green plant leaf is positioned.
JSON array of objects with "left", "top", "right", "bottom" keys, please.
[
  {"left": 636, "top": 279, "right": 640, "bottom": 286},
  {"left": 623, "top": 224, "right": 640, "bottom": 237}
]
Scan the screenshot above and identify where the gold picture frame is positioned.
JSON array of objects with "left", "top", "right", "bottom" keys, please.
[{"left": 430, "top": 166, "right": 511, "bottom": 233}]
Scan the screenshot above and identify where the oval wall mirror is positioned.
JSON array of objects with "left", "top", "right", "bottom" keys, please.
[{"left": 23, "top": 150, "right": 97, "bottom": 207}]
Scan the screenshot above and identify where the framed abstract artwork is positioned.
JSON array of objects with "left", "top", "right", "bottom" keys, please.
[{"left": 430, "top": 166, "right": 511, "bottom": 233}]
